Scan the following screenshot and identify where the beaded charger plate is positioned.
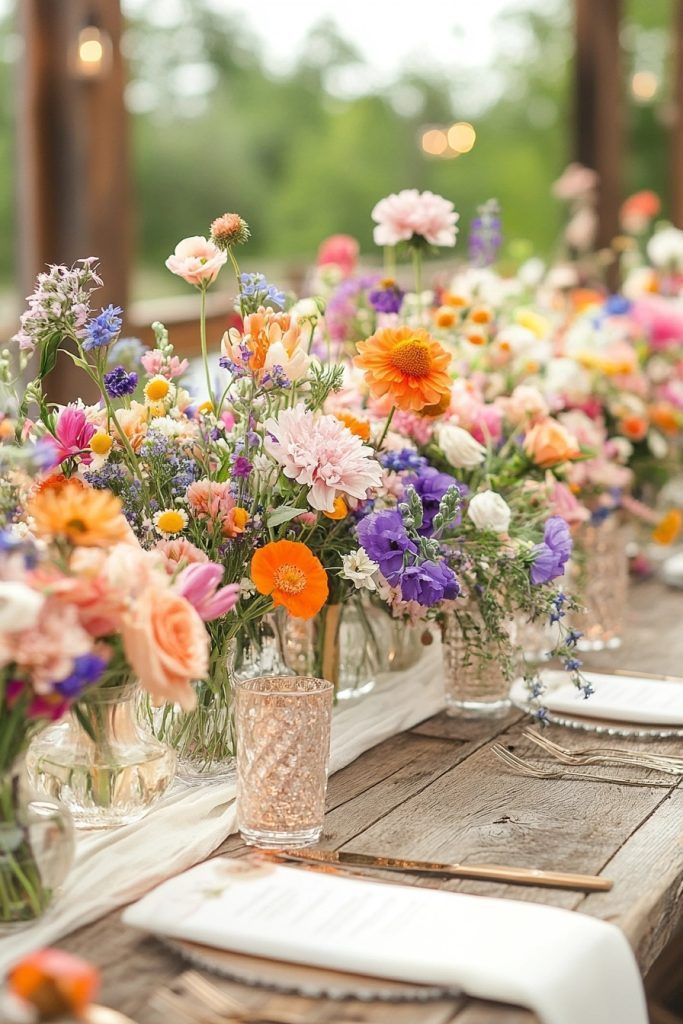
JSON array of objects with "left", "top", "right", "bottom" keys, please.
[
  {"left": 164, "top": 937, "right": 462, "bottom": 1003},
  {"left": 510, "top": 671, "right": 683, "bottom": 740}
]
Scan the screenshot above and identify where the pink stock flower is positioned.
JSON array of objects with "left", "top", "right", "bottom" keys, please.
[
  {"left": 372, "top": 189, "right": 459, "bottom": 248},
  {"left": 165, "top": 236, "right": 227, "bottom": 287},
  {"left": 141, "top": 349, "right": 190, "bottom": 380},
  {"left": 45, "top": 406, "right": 96, "bottom": 465},
  {"left": 174, "top": 563, "right": 240, "bottom": 621},
  {"left": 265, "top": 406, "right": 383, "bottom": 513},
  {"left": 317, "top": 235, "right": 359, "bottom": 277},
  {"left": 156, "top": 538, "right": 210, "bottom": 571}
]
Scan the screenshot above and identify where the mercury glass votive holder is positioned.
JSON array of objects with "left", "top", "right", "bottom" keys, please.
[{"left": 235, "top": 675, "right": 333, "bottom": 848}]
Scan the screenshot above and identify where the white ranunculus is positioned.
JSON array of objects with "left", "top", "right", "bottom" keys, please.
[
  {"left": 438, "top": 424, "right": 486, "bottom": 470},
  {"left": 467, "top": 491, "right": 512, "bottom": 533},
  {"left": 0, "top": 581, "right": 45, "bottom": 632},
  {"left": 647, "top": 226, "right": 683, "bottom": 271}
]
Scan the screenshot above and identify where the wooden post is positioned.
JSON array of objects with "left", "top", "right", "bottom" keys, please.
[
  {"left": 574, "top": 0, "right": 623, "bottom": 251},
  {"left": 16, "top": 0, "right": 130, "bottom": 402},
  {"left": 673, "top": 0, "right": 683, "bottom": 228}
]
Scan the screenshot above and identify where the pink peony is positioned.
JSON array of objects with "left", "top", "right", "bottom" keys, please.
[
  {"left": 45, "top": 406, "right": 96, "bottom": 465},
  {"left": 265, "top": 406, "right": 383, "bottom": 513},
  {"left": 165, "top": 236, "right": 227, "bottom": 287},
  {"left": 174, "top": 563, "right": 240, "bottom": 621},
  {"left": 317, "top": 235, "right": 359, "bottom": 277},
  {"left": 372, "top": 189, "right": 459, "bottom": 248}
]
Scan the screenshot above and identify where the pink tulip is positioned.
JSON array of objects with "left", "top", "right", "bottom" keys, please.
[
  {"left": 45, "top": 406, "right": 96, "bottom": 465},
  {"left": 175, "top": 563, "right": 240, "bottom": 621}
]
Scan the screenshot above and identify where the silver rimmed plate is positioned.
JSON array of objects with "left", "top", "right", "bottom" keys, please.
[{"left": 163, "top": 937, "right": 462, "bottom": 1003}]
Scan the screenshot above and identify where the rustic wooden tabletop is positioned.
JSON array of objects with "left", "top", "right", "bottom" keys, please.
[{"left": 60, "top": 579, "right": 683, "bottom": 1023}]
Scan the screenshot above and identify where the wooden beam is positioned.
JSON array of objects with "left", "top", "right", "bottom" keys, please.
[
  {"left": 673, "top": 0, "right": 683, "bottom": 228},
  {"left": 574, "top": 0, "right": 623, "bottom": 250},
  {"left": 17, "top": 0, "right": 130, "bottom": 402}
]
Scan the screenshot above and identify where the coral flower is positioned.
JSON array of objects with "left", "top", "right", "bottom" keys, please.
[
  {"left": 251, "top": 540, "right": 328, "bottom": 619},
  {"left": 28, "top": 480, "right": 130, "bottom": 547},
  {"left": 523, "top": 418, "right": 581, "bottom": 468},
  {"left": 354, "top": 326, "right": 452, "bottom": 413},
  {"left": 221, "top": 306, "right": 309, "bottom": 382}
]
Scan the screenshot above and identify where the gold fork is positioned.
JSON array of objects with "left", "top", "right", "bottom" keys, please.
[
  {"left": 521, "top": 728, "right": 683, "bottom": 774},
  {"left": 491, "top": 743, "right": 674, "bottom": 787}
]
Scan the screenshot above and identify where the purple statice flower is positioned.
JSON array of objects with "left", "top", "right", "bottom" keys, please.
[
  {"left": 530, "top": 516, "right": 573, "bottom": 585},
  {"left": 83, "top": 304, "right": 123, "bottom": 351},
  {"left": 232, "top": 455, "right": 253, "bottom": 479},
  {"left": 468, "top": 199, "right": 502, "bottom": 268},
  {"left": 380, "top": 448, "right": 427, "bottom": 472},
  {"left": 397, "top": 559, "right": 460, "bottom": 606},
  {"left": 368, "top": 279, "right": 404, "bottom": 314},
  {"left": 104, "top": 364, "right": 138, "bottom": 398},
  {"left": 407, "top": 466, "right": 464, "bottom": 534},
  {"left": 356, "top": 509, "right": 417, "bottom": 581},
  {"left": 12, "top": 258, "right": 102, "bottom": 355},
  {"left": 54, "top": 653, "right": 108, "bottom": 699}
]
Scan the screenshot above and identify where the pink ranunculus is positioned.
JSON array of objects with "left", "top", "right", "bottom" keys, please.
[
  {"left": 372, "top": 189, "right": 459, "bottom": 248},
  {"left": 317, "top": 235, "right": 360, "bottom": 277},
  {"left": 185, "top": 479, "right": 234, "bottom": 522},
  {"left": 630, "top": 296, "right": 683, "bottom": 350},
  {"left": 265, "top": 405, "right": 383, "bottom": 513},
  {"left": 502, "top": 385, "right": 549, "bottom": 425},
  {"left": 155, "top": 538, "right": 210, "bottom": 571},
  {"left": 122, "top": 587, "right": 208, "bottom": 711},
  {"left": 165, "top": 236, "right": 227, "bottom": 287},
  {"left": 38, "top": 568, "right": 126, "bottom": 638},
  {"left": 174, "top": 563, "right": 240, "bottom": 622},
  {"left": 45, "top": 406, "right": 96, "bottom": 465}
]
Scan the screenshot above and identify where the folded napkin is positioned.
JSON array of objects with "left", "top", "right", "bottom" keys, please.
[
  {"left": 511, "top": 669, "right": 683, "bottom": 726},
  {"left": 0, "top": 645, "right": 445, "bottom": 977},
  {"left": 123, "top": 856, "right": 647, "bottom": 1024}
]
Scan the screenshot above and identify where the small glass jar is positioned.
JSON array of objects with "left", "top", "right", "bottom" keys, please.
[
  {"left": 235, "top": 675, "right": 333, "bottom": 848},
  {"left": 0, "top": 763, "right": 74, "bottom": 931},
  {"left": 27, "top": 683, "right": 176, "bottom": 829},
  {"left": 441, "top": 606, "right": 513, "bottom": 718},
  {"left": 572, "top": 515, "right": 630, "bottom": 651}
]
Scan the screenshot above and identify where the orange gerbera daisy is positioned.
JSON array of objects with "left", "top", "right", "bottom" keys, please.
[
  {"left": 354, "top": 326, "right": 452, "bottom": 413},
  {"left": 334, "top": 410, "right": 371, "bottom": 442},
  {"left": 28, "top": 479, "right": 130, "bottom": 547},
  {"left": 251, "top": 539, "right": 328, "bottom": 619}
]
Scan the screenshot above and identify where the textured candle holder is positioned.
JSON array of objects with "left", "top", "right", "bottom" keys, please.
[{"left": 236, "top": 676, "right": 333, "bottom": 848}]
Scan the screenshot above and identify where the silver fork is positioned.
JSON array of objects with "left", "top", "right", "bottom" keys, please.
[
  {"left": 491, "top": 744, "right": 674, "bottom": 787},
  {"left": 522, "top": 728, "right": 683, "bottom": 774}
]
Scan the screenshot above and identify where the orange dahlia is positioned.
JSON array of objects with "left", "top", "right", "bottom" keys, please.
[
  {"left": 354, "top": 326, "right": 452, "bottom": 413},
  {"left": 28, "top": 479, "right": 130, "bottom": 547},
  {"left": 251, "top": 540, "right": 328, "bottom": 619}
]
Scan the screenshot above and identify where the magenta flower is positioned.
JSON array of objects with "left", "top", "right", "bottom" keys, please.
[
  {"left": 175, "top": 563, "right": 240, "bottom": 621},
  {"left": 45, "top": 406, "right": 96, "bottom": 465}
]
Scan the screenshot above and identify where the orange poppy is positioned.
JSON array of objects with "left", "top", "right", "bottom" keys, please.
[
  {"left": 28, "top": 478, "right": 130, "bottom": 547},
  {"left": 354, "top": 326, "right": 452, "bottom": 413},
  {"left": 649, "top": 402, "right": 680, "bottom": 435},
  {"left": 334, "top": 410, "right": 371, "bottom": 442},
  {"left": 251, "top": 539, "right": 328, "bottom": 619}
]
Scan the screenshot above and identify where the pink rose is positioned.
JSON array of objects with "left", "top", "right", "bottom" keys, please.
[
  {"left": 165, "top": 236, "right": 227, "bottom": 287},
  {"left": 317, "top": 235, "right": 359, "bottom": 277},
  {"left": 122, "top": 587, "right": 208, "bottom": 711}
]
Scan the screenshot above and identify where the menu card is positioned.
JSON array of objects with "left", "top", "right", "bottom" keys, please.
[
  {"left": 511, "top": 670, "right": 683, "bottom": 726},
  {"left": 123, "top": 856, "right": 647, "bottom": 1024}
]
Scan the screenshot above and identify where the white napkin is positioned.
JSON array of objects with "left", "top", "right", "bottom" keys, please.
[
  {"left": 0, "top": 645, "right": 445, "bottom": 977},
  {"left": 511, "top": 669, "right": 683, "bottom": 726},
  {"left": 123, "top": 857, "right": 647, "bottom": 1024}
]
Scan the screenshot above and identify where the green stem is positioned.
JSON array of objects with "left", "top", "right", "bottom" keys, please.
[
  {"left": 412, "top": 247, "right": 423, "bottom": 317},
  {"left": 199, "top": 284, "right": 213, "bottom": 406},
  {"left": 384, "top": 245, "right": 396, "bottom": 277},
  {"left": 376, "top": 405, "right": 396, "bottom": 452}
]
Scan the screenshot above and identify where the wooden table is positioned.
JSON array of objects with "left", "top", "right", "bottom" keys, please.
[{"left": 61, "top": 580, "right": 683, "bottom": 1023}]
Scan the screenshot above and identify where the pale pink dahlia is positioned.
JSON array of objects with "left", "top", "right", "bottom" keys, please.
[
  {"left": 265, "top": 406, "right": 383, "bottom": 513},
  {"left": 371, "top": 189, "right": 459, "bottom": 248}
]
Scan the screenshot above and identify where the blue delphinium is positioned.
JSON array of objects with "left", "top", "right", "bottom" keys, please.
[
  {"left": 83, "top": 305, "right": 123, "bottom": 351},
  {"left": 239, "top": 273, "right": 286, "bottom": 315},
  {"left": 380, "top": 448, "right": 427, "bottom": 472},
  {"left": 104, "top": 365, "right": 138, "bottom": 398},
  {"left": 468, "top": 199, "right": 502, "bottom": 268},
  {"left": 54, "top": 653, "right": 108, "bottom": 698}
]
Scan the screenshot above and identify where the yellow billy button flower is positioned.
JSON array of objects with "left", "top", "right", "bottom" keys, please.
[
  {"left": 323, "top": 496, "right": 347, "bottom": 521},
  {"left": 90, "top": 432, "right": 113, "bottom": 456},
  {"left": 153, "top": 508, "right": 188, "bottom": 537}
]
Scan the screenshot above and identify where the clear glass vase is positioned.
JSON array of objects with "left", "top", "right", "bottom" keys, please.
[
  {"left": 572, "top": 515, "right": 630, "bottom": 652},
  {"left": 441, "top": 607, "right": 512, "bottom": 718},
  {"left": 0, "top": 762, "right": 74, "bottom": 930},
  {"left": 26, "top": 683, "right": 176, "bottom": 828},
  {"left": 385, "top": 616, "right": 429, "bottom": 672},
  {"left": 282, "top": 598, "right": 389, "bottom": 700}
]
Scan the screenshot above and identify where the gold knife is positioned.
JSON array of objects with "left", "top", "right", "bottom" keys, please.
[{"left": 259, "top": 848, "right": 612, "bottom": 892}]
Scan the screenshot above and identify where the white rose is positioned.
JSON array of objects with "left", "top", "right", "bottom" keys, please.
[
  {"left": 438, "top": 424, "right": 486, "bottom": 470},
  {"left": 647, "top": 226, "right": 683, "bottom": 270},
  {"left": 0, "top": 581, "right": 45, "bottom": 632},
  {"left": 467, "top": 491, "right": 512, "bottom": 533}
]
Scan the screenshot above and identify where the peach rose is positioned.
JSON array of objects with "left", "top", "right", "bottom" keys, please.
[
  {"left": 122, "top": 587, "right": 208, "bottom": 710},
  {"left": 165, "top": 236, "right": 227, "bottom": 287},
  {"left": 523, "top": 418, "right": 581, "bottom": 468}
]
